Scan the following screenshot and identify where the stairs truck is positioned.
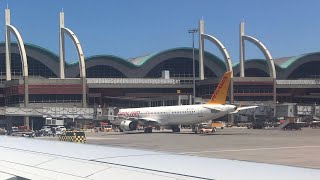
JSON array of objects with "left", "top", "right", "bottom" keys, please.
[{"left": 279, "top": 117, "right": 302, "bottom": 130}]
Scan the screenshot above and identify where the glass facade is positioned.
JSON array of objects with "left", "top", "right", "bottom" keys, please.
[
  {"left": 6, "top": 94, "right": 82, "bottom": 105},
  {"left": 84, "top": 65, "right": 126, "bottom": 78},
  {"left": 235, "top": 68, "right": 269, "bottom": 77},
  {"left": 145, "top": 58, "right": 216, "bottom": 79},
  {"left": 0, "top": 54, "right": 57, "bottom": 79},
  {"left": 288, "top": 61, "right": 320, "bottom": 79}
]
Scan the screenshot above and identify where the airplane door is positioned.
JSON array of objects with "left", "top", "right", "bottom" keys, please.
[
  {"left": 167, "top": 109, "right": 171, "bottom": 120},
  {"left": 198, "top": 109, "right": 203, "bottom": 117}
]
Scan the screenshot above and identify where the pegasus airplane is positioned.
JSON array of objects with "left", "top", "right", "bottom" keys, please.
[{"left": 113, "top": 71, "right": 257, "bottom": 133}]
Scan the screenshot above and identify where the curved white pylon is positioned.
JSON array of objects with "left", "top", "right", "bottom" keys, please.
[
  {"left": 61, "top": 27, "right": 86, "bottom": 78},
  {"left": 201, "top": 34, "right": 233, "bottom": 77},
  {"left": 7, "top": 25, "right": 28, "bottom": 77},
  {"left": 243, "top": 35, "right": 276, "bottom": 78}
]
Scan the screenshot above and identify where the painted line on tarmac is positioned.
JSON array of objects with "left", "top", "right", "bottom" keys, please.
[
  {"left": 179, "top": 146, "right": 320, "bottom": 154},
  {"left": 86, "top": 137, "right": 120, "bottom": 140}
]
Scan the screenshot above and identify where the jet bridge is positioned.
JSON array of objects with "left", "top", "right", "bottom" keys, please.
[
  {"left": 2, "top": 106, "right": 99, "bottom": 119},
  {"left": 0, "top": 106, "right": 100, "bottom": 130}
]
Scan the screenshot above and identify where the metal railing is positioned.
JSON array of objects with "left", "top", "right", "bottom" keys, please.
[
  {"left": 277, "top": 80, "right": 320, "bottom": 85},
  {"left": 86, "top": 78, "right": 181, "bottom": 85}
]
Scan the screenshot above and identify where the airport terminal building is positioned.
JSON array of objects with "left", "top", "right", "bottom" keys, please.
[
  {"left": 1, "top": 43, "right": 320, "bottom": 129},
  {"left": 1, "top": 9, "right": 320, "bottom": 129},
  {"left": 1, "top": 43, "right": 320, "bottom": 108}
]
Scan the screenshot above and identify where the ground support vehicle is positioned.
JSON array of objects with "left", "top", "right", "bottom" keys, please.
[
  {"left": 193, "top": 123, "right": 216, "bottom": 134},
  {"left": 8, "top": 127, "right": 34, "bottom": 137},
  {"left": 282, "top": 122, "right": 302, "bottom": 130},
  {"left": 0, "top": 128, "right": 7, "bottom": 135},
  {"left": 59, "top": 130, "right": 86, "bottom": 143},
  {"left": 211, "top": 121, "right": 225, "bottom": 129}
]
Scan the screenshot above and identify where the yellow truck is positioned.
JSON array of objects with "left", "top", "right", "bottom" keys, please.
[{"left": 211, "top": 121, "right": 226, "bottom": 129}]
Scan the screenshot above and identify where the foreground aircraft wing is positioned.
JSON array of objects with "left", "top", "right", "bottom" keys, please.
[{"left": 1, "top": 136, "right": 320, "bottom": 180}]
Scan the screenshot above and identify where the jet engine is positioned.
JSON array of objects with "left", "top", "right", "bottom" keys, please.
[{"left": 120, "top": 120, "right": 138, "bottom": 131}]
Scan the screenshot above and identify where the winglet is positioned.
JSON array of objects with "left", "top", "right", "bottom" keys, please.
[{"left": 207, "top": 71, "right": 232, "bottom": 104}]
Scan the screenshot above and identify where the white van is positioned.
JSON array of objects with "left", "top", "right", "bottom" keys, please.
[
  {"left": 41, "top": 126, "right": 51, "bottom": 132},
  {"left": 57, "top": 126, "right": 66, "bottom": 132}
]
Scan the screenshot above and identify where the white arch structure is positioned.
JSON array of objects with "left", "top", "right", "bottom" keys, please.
[
  {"left": 198, "top": 20, "right": 233, "bottom": 79},
  {"left": 60, "top": 27, "right": 86, "bottom": 78},
  {"left": 59, "top": 12, "right": 87, "bottom": 108},
  {"left": 198, "top": 19, "right": 234, "bottom": 103},
  {"left": 239, "top": 21, "right": 276, "bottom": 78},
  {"left": 201, "top": 34, "right": 233, "bottom": 73},
  {"left": 5, "top": 9, "right": 29, "bottom": 107},
  {"left": 239, "top": 21, "right": 276, "bottom": 104},
  {"left": 242, "top": 35, "right": 276, "bottom": 78}
]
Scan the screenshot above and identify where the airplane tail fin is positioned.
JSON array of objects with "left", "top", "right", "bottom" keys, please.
[{"left": 207, "top": 71, "right": 232, "bottom": 105}]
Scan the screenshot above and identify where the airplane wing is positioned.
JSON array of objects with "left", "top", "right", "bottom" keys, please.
[
  {"left": 109, "top": 117, "right": 160, "bottom": 126},
  {"left": 202, "top": 105, "right": 224, "bottom": 111},
  {"left": 131, "top": 117, "right": 160, "bottom": 126},
  {"left": 236, "top": 105, "right": 258, "bottom": 111},
  {"left": 120, "top": 116, "right": 159, "bottom": 123},
  {"left": 137, "top": 117, "right": 159, "bottom": 123},
  {"left": 230, "top": 106, "right": 258, "bottom": 114},
  {"left": 1, "top": 136, "right": 320, "bottom": 180}
]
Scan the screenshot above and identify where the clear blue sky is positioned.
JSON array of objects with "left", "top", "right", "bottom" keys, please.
[{"left": 1, "top": 0, "right": 319, "bottom": 63}]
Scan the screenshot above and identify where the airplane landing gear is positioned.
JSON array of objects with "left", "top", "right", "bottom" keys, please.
[
  {"left": 191, "top": 125, "right": 198, "bottom": 134},
  {"left": 144, "top": 127, "right": 153, "bottom": 133},
  {"left": 172, "top": 125, "right": 180, "bottom": 133}
]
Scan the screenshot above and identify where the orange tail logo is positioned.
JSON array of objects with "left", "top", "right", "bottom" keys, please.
[{"left": 207, "top": 71, "right": 232, "bottom": 104}]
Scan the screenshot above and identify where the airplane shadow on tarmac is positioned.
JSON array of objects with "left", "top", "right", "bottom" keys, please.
[
  {"left": 104, "top": 131, "right": 248, "bottom": 136},
  {"left": 197, "top": 133, "right": 249, "bottom": 136}
]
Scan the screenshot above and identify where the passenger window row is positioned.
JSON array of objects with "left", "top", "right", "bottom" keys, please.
[
  {"left": 141, "top": 111, "right": 196, "bottom": 114},
  {"left": 172, "top": 111, "right": 196, "bottom": 114}
]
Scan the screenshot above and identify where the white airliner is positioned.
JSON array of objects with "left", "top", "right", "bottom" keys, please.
[{"left": 112, "top": 71, "right": 257, "bottom": 133}]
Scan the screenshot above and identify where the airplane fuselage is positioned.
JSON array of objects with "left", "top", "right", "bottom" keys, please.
[{"left": 116, "top": 104, "right": 236, "bottom": 126}]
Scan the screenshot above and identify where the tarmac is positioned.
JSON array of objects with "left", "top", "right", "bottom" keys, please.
[{"left": 40, "top": 127, "right": 320, "bottom": 169}]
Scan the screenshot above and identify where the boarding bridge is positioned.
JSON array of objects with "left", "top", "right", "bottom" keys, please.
[
  {"left": 237, "top": 104, "right": 274, "bottom": 116},
  {"left": 42, "top": 107, "right": 97, "bottom": 119},
  {"left": 239, "top": 103, "right": 319, "bottom": 117},
  {"left": 2, "top": 106, "right": 100, "bottom": 120}
]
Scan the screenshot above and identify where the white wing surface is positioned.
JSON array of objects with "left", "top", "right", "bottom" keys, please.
[{"left": 0, "top": 136, "right": 319, "bottom": 180}]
